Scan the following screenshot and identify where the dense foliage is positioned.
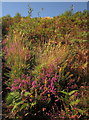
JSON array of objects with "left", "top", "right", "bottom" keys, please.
[{"left": 2, "top": 10, "right": 89, "bottom": 120}]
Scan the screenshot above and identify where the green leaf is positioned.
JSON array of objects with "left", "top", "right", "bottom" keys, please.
[
  {"left": 25, "top": 113, "right": 29, "bottom": 116},
  {"left": 24, "top": 92, "right": 30, "bottom": 97},
  {"left": 82, "top": 40, "right": 88, "bottom": 42},
  {"left": 20, "top": 103, "right": 29, "bottom": 111},
  {"left": 30, "top": 101, "right": 36, "bottom": 108},
  {"left": 6, "top": 91, "right": 20, "bottom": 105},
  {"left": 12, "top": 101, "right": 24, "bottom": 112},
  {"left": 59, "top": 90, "right": 68, "bottom": 95},
  {"left": 70, "top": 99, "right": 80, "bottom": 106},
  {"left": 69, "top": 90, "right": 78, "bottom": 96},
  {"left": 78, "top": 109, "right": 84, "bottom": 115}
]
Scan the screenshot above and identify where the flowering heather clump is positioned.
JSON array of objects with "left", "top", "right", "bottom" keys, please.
[
  {"left": 3, "top": 41, "right": 30, "bottom": 65},
  {"left": 37, "top": 64, "right": 59, "bottom": 93},
  {"left": 11, "top": 74, "right": 31, "bottom": 91}
]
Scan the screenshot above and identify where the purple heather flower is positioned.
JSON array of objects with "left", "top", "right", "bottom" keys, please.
[
  {"left": 46, "top": 74, "right": 51, "bottom": 77},
  {"left": 55, "top": 99, "right": 59, "bottom": 102},
  {"left": 32, "top": 81, "right": 36, "bottom": 88},
  {"left": 22, "top": 80, "right": 27, "bottom": 83},
  {"left": 52, "top": 77, "right": 57, "bottom": 82},
  {"left": 11, "top": 86, "right": 19, "bottom": 91},
  {"left": 19, "top": 83, "right": 22, "bottom": 88}
]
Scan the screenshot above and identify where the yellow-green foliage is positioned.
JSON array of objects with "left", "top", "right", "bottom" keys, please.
[{"left": 36, "top": 42, "right": 69, "bottom": 67}]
